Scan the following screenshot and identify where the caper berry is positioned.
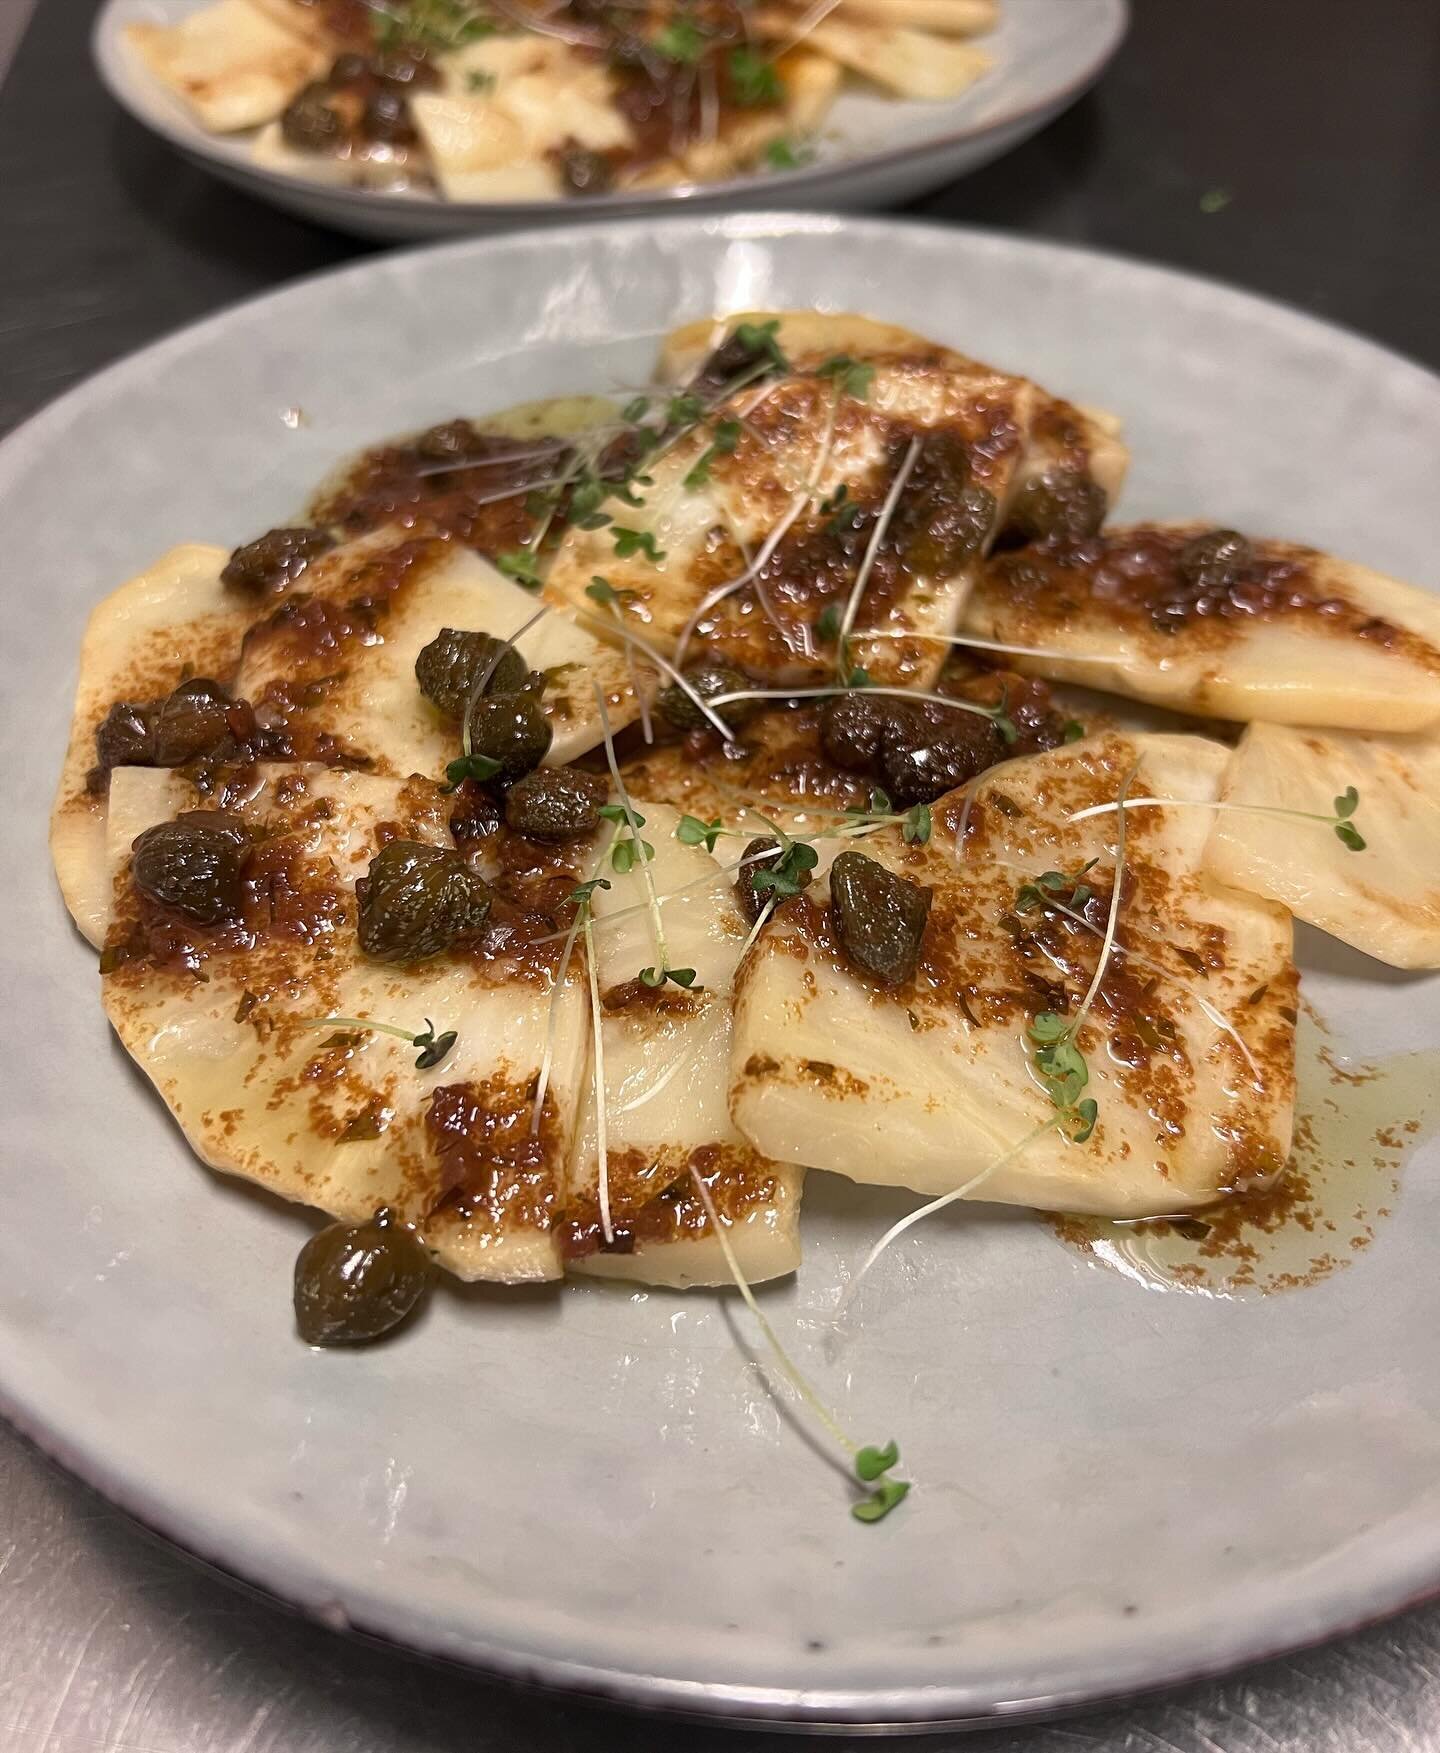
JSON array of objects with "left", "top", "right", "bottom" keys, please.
[
  {"left": 281, "top": 84, "right": 345, "bottom": 153},
  {"left": 879, "top": 713, "right": 1005, "bottom": 807},
  {"left": 733, "top": 836, "right": 812, "bottom": 924},
  {"left": 504, "top": 767, "right": 606, "bottom": 841},
  {"left": 819, "top": 691, "right": 898, "bottom": 772},
  {"left": 151, "top": 677, "right": 239, "bottom": 766},
  {"left": 829, "top": 850, "right": 932, "bottom": 986},
  {"left": 656, "top": 663, "right": 752, "bottom": 731},
  {"left": 1006, "top": 470, "right": 1107, "bottom": 544},
  {"left": 1177, "top": 528, "right": 1253, "bottom": 592},
  {"left": 415, "top": 627, "right": 528, "bottom": 722},
  {"left": 362, "top": 88, "right": 415, "bottom": 144},
  {"left": 293, "top": 1207, "right": 433, "bottom": 1346},
  {"left": 903, "top": 483, "right": 997, "bottom": 575},
  {"left": 415, "top": 419, "right": 483, "bottom": 461},
  {"left": 558, "top": 145, "right": 614, "bottom": 196},
  {"left": 356, "top": 839, "right": 492, "bottom": 963},
  {"left": 131, "top": 811, "right": 250, "bottom": 924},
  {"left": 221, "top": 525, "right": 335, "bottom": 594},
  {"left": 93, "top": 699, "right": 158, "bottom": 774},
  {"left": 465, "top": 693, "right": 552, "bottom": 783}
]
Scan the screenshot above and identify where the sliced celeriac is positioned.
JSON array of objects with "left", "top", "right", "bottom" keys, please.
[
  {"left": 757, "top": 12, "right": 991, "bottom": 99},
  {"left": 126, "top": 0, "right": 326, "bottom": 132},
  {"left": 566, "top": 802, "right": 803, "bottom": 1288},
  {"left": 233, "top": 531, "right": 643, "bottom": 773},
  {"left": 731, "top": 733, "right": 1297, "bottom": 1218},
  {"left": 1204, "top": 722, "right": 1440, "bottom": 969},
  {"left": 963, "top": 524, "right": 1440, "bottom": 732},
  {"left": 100, "top": 766, "right": 588, "bottom": 1281},
  {"left": 51, "top": 543, "right": 249, "bottom": 947}
]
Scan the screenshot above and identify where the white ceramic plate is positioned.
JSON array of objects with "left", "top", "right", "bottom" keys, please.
[
  {"left": 4, "top": 215, "right": 1440, "bottom": 1731},
  {"left": 93, "top": 0, "right": 1128, "bottom": 239}
]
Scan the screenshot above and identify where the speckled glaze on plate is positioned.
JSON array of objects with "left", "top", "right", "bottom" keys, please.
[
  {"left": 92, "top": 0, "right": 1128, "bottom": 239},
  {"left": 2, "top": 216, "right": 1439, "bottom": 1731}
]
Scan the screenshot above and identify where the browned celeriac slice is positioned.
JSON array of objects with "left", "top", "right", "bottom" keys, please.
[
  {"left": 412, "top": 36, "right": 634, "bottom": 202},
  {"left": 730, "top": 733, "right": 1298, "bottom": 1218},
  {"left": 963, "top": 524, "right": 1440, "bottom": 732},
  {"left": 1203, "top": 722, "right": 1440, "bottom": 969},
  {"left": 51, "top": 543, "right": 252, "bottom": 946},
  {"left": 564, "top": 803, "right": 803, "bottom": 1287},
  {"left": 100, "top": 765, "right": 589, "bottom": 1281},
  {"left": 839, "top": 0, "right": 998, "bottom": 33},
  {"left": 667, "top": 52, "right": 841, "bottom": 187},
  {"left": 756, "top": 10, "right": 991, "bottom": 98},
  {"left": 656, "top": 310, "right": 1129, "bottom": 530},
  {"left": 126, "top": 0, "right": 328, "bottom": 132},
  {"left": 233, "top": 530, "right": 644, "bottom": 774},
  {"left": 546, "top": 315, "right": 1108, "bottom": 692}
]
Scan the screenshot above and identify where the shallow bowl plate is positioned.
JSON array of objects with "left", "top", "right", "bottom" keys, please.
[
  {"left": 93, "top": 0, "right": 1128, "bottom": 239},
  {"left": 2, "top": 214, "right": 1439, "bottom": 1730}
]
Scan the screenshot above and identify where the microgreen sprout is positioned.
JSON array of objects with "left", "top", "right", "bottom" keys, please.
[
  {"left": 816, "top": 354, "right": 875, "bottom": 401},
  {"left": 1068, "top": 785, "right": 1366, "bottom": 852},
  {"left": 599, "top": 802, "right": 655, "bottom": 872},
  {"left": 728, "top": 44, "right": 781, "bottom": 104},
  {"left": 684, "top": 417, "right": 742, "bottom": 489},
  {"left": 731, "top": 319, "right": 790, "bottom": 374},
  {"left": 653, "top": 15, "right": 705, "bottom": 61},
  {"left": 677, "top": 814, "right": 725, "bottom": 853},
  {"left": 639, "top": 965, "right": 700, "bottom": 990},
  {"left": 612, "top": 526, "right": 666, "bottom": 564},
  {"left": 594, "top": 685, "right": 674, "bottom": 982},
  {"left": 495, "top": 548, "right": 542, "bottom": 590},
  {"left": 445, "top": 752, "right": 501, "bottom": 788},
  {"left": 763, "top": 137, "right": 813, "bottom": 171},
  {"left": 304, "top": 1015, "right": 457, "bottom": 1072},
  {"left": 686, "top": 1165, "right": 911, "bottom": 1524},
  {"left": 1014, "top": 859, "right": 1097, "bottom": 915},
  {"left": 585, "top": 576, "right": 636, "bottom": 608},
  {"left": 622, "top": 396, "right": 651, "bottom": 423}
]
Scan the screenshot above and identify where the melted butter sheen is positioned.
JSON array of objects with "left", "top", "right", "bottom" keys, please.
[{"left": 1046, "top": 1017, "right": 1440, "bottom": 1298}]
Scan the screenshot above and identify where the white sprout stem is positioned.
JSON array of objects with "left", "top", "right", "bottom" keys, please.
[
  {"left": 583, "top": 905, "right": 614, "bottom": 1247},
  {"left": 1067, "top": 763, "right": 1138, "bottom": 1041},
  {"left": 303, "top": 1016, "right": 415, "bottom": 1044},
  {"left": 736, "top": 895, "right": 777, "bottom": 963},
  {"left": 528, "top": 845, "right": 779, "bottom": 947},
  {"left": 577, "top": 609, "right": 736, "bottom": 741},
  {"left": 672, "top": 382, "right": 840, "bottom": 669},
  {"left": 1069, "top": 797, "right": 1347, "bottom": 830},
  {"left": 462, "top": 603, "right": 549, "bottom": 757},
  {"left": 766, "top": 0, "right": 845, "bottom": 61},
  {"left": 698, "top": 55, "right": 720, "bottom": 147},
  {"left": 834, "top": 436, "right": 923, "bottom": 669},
  {"left": 687, "top": 1166, "right": 856, "bottom": 1457},
  {"left": 851, "top": 1115, "right": 1066, "bottom": 1291},
  {"left": 708, "top": 685, "right": 1004, "bottom": 729},
  {"left": 850, "top": 629, "right": 1129, "bottom": 666},
  {"left": 605, "top": 603, "right": 654, "bottom": 744},
  {"left": 594, "top": 685, "right": 669, "bottom": 970},
  {"left": 530, "top": 825, "right": 619, "bottom": 1139}
]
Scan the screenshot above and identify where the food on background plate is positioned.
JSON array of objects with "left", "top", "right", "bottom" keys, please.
[
  {"left": 53, "top": 308, "right": 1439, "bottom": 1519},
  {"left": 126, "top": 0, "right": 999, "bottom": 202}
]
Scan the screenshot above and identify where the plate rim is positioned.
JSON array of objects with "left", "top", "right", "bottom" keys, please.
[
  {"left": 5, "top": 210, "right": 1440, "bottom": 1728},
  {"left": 90, "top": 0, "right": 1130, "bottom": 221}
]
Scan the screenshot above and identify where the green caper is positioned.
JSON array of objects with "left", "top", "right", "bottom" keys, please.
[
  {"left": 465, "top": 693, "right": 552, "bottom": 782},
  {"left": 504, "top": 767, "right": 606, "bottom": 841},
  {"left": 879, "top": 712, "right": 1004, "bottom": 807},
  {"left": 280, "top": 83, "right": 345, "bottom": 154},
  {"left": 1177, "top": 528, "right": 1253, "bottom": 591},
  {"left": 829, "top": 850, "right": 932, "bottom": 986},
  {"left": 356, "top": 839, "right": 492, "bottom": 963},
  {"left": 415, "top": 627, "right": 529, "bottom": 722},
  {"left": 904, "top": 483, "right": 997, "bottom": 575},
  {"left": 1006, "top": 470, "right": 1107, "bottom": 544},
  {"left": 151, "top": 677, "right": 240, "bottom": 765},
  {"left": 293, "top": 1207, "right": 433, "bottom": 1346},
  {"left": 131, "top": 812, "right": 250, "bottom": 924},
  {"left": 221, "top": 525, "right": 335, "bottom": 594},
  {"left": 656, "top": 663, "right": 753, "bottom": 731},
  {"left": 819, "top": 691, "right": 899, "bottom": 772}
]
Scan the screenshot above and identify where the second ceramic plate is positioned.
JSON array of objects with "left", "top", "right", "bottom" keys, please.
[
  {"left": 94, "top": 0, "right": 1128, "bottom": 238},
  {"left": 3, "top": 215, "right": 1439, "bottom": 1729}
]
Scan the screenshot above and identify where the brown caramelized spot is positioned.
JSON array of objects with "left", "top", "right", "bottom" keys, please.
[
  {"left": 425, "top": 1079, "right": 560, "bottom": 1231},
  {"left": 560, "top": 1142, "right": 781, "bottom": 1261}
]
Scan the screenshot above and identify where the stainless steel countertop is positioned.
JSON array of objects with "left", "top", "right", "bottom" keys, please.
[{"left": 4, "top": 0, "right": 1440, "bottom": 1744}]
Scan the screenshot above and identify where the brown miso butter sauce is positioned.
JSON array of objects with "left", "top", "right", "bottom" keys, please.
[{"left": 1048, "top": 1014, "right": 1440, "bottom": 1297}]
